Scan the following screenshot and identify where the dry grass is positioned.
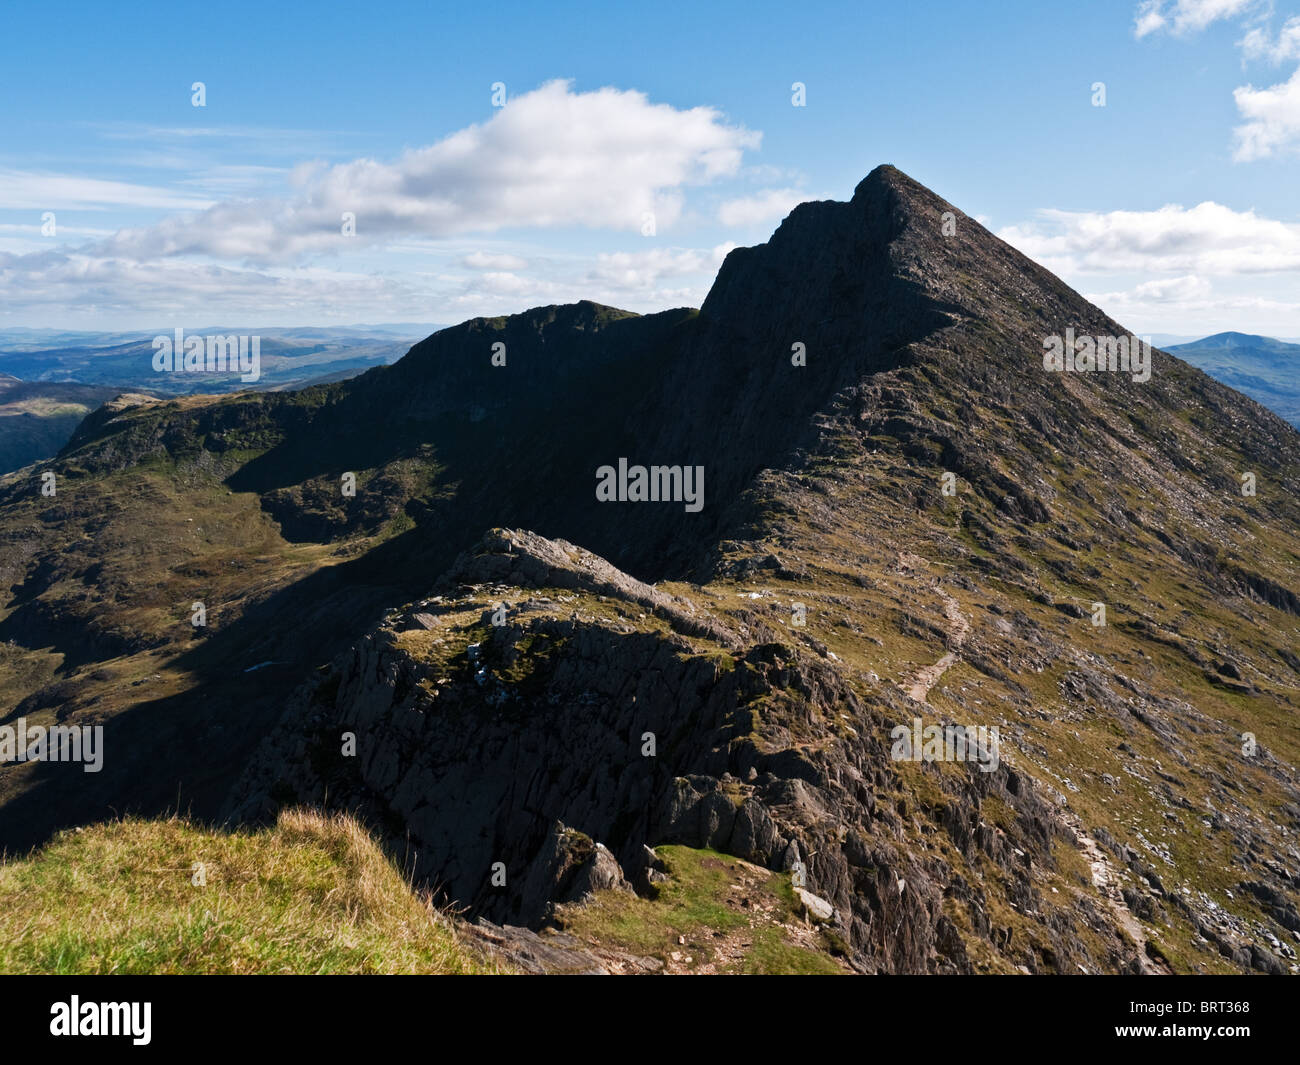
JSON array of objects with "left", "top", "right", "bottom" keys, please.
[{"left": 0, "top": 809, "right": 508, "bottom": 975}]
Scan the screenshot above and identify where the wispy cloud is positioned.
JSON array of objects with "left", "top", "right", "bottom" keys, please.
[
  {"left": 460, "top": 251, "right": 530, "bottom": 271},
  {"left": 0, "top": 82, "right": 767, "bottom": 325},
  {"left": 1134, "top": 0, "right": 1300, "bottom": 159},
  {"left": 584, "top": 243, "right": 735, "bottom": 287},
  {"left": 0, "top": 170, "right": 215, "bottom": 212},
  {"left": 1134, "top": 0, "right": 1258, "bottom": 38},
  {"left": 1240, "top": 15, "right": 1300, "bottom": 61},
  {"left": 1088, "top": 274, "right": 1214, "bottom": 304},
  {"left": 0, "top": 238, "right": 738, "bottom": 324},
  {"left": 1084, "top": 280, "right": 1300, "bottom": 333},
  {"left": 717, "top": 188, "right": 808, "bottom": 227}
]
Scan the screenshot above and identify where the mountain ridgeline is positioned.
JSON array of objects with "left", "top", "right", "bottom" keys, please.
[{"left": 2, "top": 165, "right": 1298, "bottom": 974}]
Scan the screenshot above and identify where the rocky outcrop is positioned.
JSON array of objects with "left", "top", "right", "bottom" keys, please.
[
  {"left": 442, "top": 528, "right": 738, "bottom": 646},
  {"left": 228, "top": 529, "right": 1150, "bottom": 974},
  {"left": 461, "top": 920, "right": 664, "bottom": 975}
]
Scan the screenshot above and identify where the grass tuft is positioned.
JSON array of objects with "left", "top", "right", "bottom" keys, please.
[{"left": 0, "top": 809, "right": 507, "bottom": 975}]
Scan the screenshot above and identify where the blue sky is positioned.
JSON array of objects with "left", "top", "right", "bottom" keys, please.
[{"left": 2, "top": 0, "right": 1298, "bottom": 334}]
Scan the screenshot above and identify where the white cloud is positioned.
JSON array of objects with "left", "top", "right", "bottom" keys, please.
[
  {"left": 999, "top": 201, "right": 1300, "bottom": 274},
  {"left": 585, "top": 243, "right": 735, "bottom": 288},
  {"left": 0, "top": 221, "right": 118, "bottom": 256},
  {"left": 1083, "top": 279, "right": 1300, "bottom": 334},
  {"left": 0, "top": 249, "right": 426, "bottom": 321},
  {"left": 92, "top": 80, "right": 759, "bottom": 264},
  {"left": 1134, "top": 0, "right": 1257, "bottom": 38},
  {"left": 1088, "top": 274, "right": 1213, "bottom": 304},
  {"left": 1006, "top": 194, "right": 1300, "bottom": 333},
  {"left": 441, "top": 243, "right": 735, "bottom": 316},
  {"left": 0, "top": 238, "right": 738, "bottom": 327},
  {"left": 1133, "top": 1, "right": 1300, "bottom": 159},
  {"left": 461, "top": 251, "right": 529, "bottom": 270},
  {"left": 1240, "top": 15, "right": 1300, "bottom": 62},
  {"left": 0, "top": 169, "right": 215, "bottom": 212},
  {"left": 1233, "top": 66, "right": 1300, "bottom": 158},
  {"left": 438, "top": 246, "right": 728, "bottom": 317},
  {"left": 3, "top": 83, "right": 764, "bottom": 325},
  {"left": 717, "top": 188, "right": 808, "bottom": 227}
]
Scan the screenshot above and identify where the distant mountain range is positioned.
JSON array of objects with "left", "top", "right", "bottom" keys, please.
[
  {"left": 0, "top": 326, "right": 441, "bottom": 472},
  {"left": 0, "top": 325, "right": 439, "bottom": 395},
  {"left": 1165, "top": 332, "right": 1300, "bottom": 429}
]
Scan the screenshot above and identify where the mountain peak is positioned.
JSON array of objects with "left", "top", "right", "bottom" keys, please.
[
  {"left": 1174, "top": 330, "right": 1286, "bottom": 349},
  {"left": 700, "top": 163, "right": 1008, "bottom": 337},
  {"left": 851, "top": 162, "right": 941, "bottom": 206}
]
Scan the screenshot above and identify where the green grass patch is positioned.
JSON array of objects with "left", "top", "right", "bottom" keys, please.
[
  {"left": 555, "top": 845, "right": 847, "bottom": 974},
  {"left": 0, "top": 810, "right": 506, "bottom": 975}
]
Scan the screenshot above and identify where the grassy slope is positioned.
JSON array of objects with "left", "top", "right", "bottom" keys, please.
[
  {"left": 555, "top": 845, "right": 851, "bottom": 974},
  {"left": 0, "top": 809, "right": 506, "bottom": 975},
  {"left": 0, "top": 390, "right": 421, "bottom": 835}
]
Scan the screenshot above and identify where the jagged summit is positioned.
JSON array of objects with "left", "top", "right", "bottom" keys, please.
[
  {"left": 24, "top": 164, "right": 1300, "bottom": 580},
  {"left": 23, "top": 164, "right": 1300, "bottom": 589}
]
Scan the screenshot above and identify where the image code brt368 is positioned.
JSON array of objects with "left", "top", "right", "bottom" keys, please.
[{"left": 0, "top": 0, "right": 1296, "bottom": 1036}]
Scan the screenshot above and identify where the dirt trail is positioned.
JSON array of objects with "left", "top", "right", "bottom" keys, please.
[
  {"left": 1060, "top": 811, "right": 1170, "bottom": 975},
  {"left": 891, "top": 558, "right": 1167, "bottom": 974},
  {"left": 902, "top": 586, "right": 970, "bottom": 704}
]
